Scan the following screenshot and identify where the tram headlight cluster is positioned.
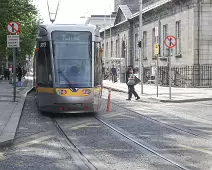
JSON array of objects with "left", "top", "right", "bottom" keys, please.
[
  {"left": 82, "top": 89, "right": 91, "bottom": 94},
  {"left": 57, "top": 89, "right": 67, "bottom": 95}
]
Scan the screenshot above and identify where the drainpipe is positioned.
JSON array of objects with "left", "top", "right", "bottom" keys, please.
[
  {"left": 197, "top": 0, "right": 201, "bottom": 86},
  {"left": 197, "top": 0, "right": 201, "bottom": 66}
]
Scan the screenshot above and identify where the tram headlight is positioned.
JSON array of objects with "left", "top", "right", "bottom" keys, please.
[
  {"left": 57, "top": 89, "right": 67, "bottom": 95},
  {"left": 82, "top": 89, "right": 91, "bottom": 94}
]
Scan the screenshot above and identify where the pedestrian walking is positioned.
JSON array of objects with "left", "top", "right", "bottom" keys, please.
[
  {"left": 17, "top": 65, "right": 22, "bottom": 86},
  {"left": 111, "top": 65, "right": 117, "bottom": 83},
  {"left": 126, "top": 66, "right": 131, "bottom": 83},
  {"left": 126, "top": 68, "right": 140, "bottom": 100}
]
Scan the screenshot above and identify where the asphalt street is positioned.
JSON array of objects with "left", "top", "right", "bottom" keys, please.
[{"left": 0, "top": 90, "right": 211, "bottom": 170}]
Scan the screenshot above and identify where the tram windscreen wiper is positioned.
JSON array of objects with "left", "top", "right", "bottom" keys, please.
[{"left": 58, "top": 69, "right": 77, "bottom": 92}]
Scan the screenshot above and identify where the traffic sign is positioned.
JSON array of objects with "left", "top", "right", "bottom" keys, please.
[
  {"left": 154, "top": 43, "right": 159, "bottom": 55},
  {"left": 164, "top": 36, "right": 177, "bottom": 48},
  {"left": 7, "top": 22, "right": 20, "bottom": 34},
  {"left": 7, "top": 35, "right": 20, "bottom": 48}
]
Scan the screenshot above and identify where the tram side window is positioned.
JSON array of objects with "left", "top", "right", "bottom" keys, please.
[
  {"left": 94, "top": 42, "right": 102, "bottom": 86},
  {"left": 37, "top": 41, "right": 53, "bottom": 87}
]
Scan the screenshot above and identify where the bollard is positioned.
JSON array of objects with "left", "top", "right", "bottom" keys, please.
[{"left": 106, "top": 88, "right": 111, "bottom": 112}]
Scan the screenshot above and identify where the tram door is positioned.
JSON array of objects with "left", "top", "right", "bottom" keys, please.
[
  {"left": 35, "top": 40, "right": 53, "bottom": 107},
  {"left": 94, "top": 42, "right": 102, "bottom": 112}
]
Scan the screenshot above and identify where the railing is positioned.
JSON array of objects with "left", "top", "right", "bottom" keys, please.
[{"left": 155, "top": 65, "right": 212, "bottom": 88}]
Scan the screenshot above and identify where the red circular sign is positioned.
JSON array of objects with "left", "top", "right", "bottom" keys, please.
[
  {"left": 6, "top": 22, "right": 20, "bottom": 34},
  {"left": 164, "top": 36, "right": 177, "bottom": 48}
]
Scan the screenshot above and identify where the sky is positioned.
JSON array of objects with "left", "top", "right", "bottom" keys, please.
[{"left": 33, "top": 0, "right": 114, "bottom": 24}]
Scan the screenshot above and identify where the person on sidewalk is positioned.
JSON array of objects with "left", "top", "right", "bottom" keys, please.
[
  {"left": 126, "top": 68, "right": 140, "bottom": 100},
  {"left": 17, "top": 65, "right": 22, "bottom": 86},
  {"left": 3, "top": 68, "right": 9, "bottom": 80},
  {"left": 111, "top": 65, "right": 117, "bottom": 83},
  {"left": 126, "top": 66, "right": 131, "bottom": 83}
]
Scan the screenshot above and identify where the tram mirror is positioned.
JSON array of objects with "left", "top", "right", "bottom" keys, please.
[{"left": 38, "top": 27, "right": 48, "bottom": 36}]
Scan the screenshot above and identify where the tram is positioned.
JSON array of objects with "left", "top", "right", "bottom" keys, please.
[{"left": 33, "top": 24, "right": 103, "bottom": 113}]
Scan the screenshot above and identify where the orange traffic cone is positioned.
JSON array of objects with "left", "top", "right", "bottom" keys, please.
[{"left": 106, "top": 88, "right": 111, "bottom": 112}]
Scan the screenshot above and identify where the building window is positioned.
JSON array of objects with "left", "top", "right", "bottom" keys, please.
[
  {"left": 111, "top": 41, "right": 113, "bottom": 58},
  {"left": 116, "top": 40, "right": 118, "bottom": 58},
  {"left": 152, "top": 28, "right": 156, "bottom": 57},
  {"left": 176, "top": 21, "right": 181, "bottom": 54},
  {"left": 135, "top": 34, "right": 138, "bottom": 61},
  {"left": 143, "top": 31, "right": 147, "bottom": 59},
  {"left": 106, "top": 42, "right": 108, "bottom": 58},
  {"left": 163, "top": 24, "right": 168, "bottom": 57}
]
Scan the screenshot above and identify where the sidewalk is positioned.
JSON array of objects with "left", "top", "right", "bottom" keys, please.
[
  {"left": 103, "top": 80, "right": 212, "bottom": 103},
  {"left": 0, "top": 73, "right": 33, "bottom": 147}
]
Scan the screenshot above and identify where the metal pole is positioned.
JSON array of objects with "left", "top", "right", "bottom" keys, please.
[
  {"left": 110, "top": 5, "right": 112, "bottom": 59},
  {"left": 13, "top": 48, "right": 16, "bottom": 102},
  {"left": 156, "top": 54, "right": 159, "bottom": 97},
  {"left": 156, "top": 17, "right": 161, "bottom": 97},
  {"left": 139, "top": 0, "right": 143, "bottom": 94},
  {"left": 169, "top": 40, "right": 172, "bottom": 100},
  {"left": 104, "top": 9, "right": 106, "bottom": 65},
  {"left": 119, "top": 37, "right": 121, "bottom": 80}
]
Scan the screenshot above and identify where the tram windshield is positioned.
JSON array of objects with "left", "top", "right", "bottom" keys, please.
[{"left": 52, "top": 31, "right": 92, "bottom": 88}]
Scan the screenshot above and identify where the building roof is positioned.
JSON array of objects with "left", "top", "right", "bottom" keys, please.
[
  {"left": 119, "top": 5, "right": 133, "bottom": 19},
  {"left": 100, "top": 0, "right": 172, "bottom": 33},
  {"left": 130, "top": 0, "right": 172, "bottom": 19}
]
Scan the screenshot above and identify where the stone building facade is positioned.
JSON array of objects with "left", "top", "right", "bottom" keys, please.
[
  {"left": 85, "top": 14, "right": 116, "bottom": 29},
  {"left": 100, "top": 0, "right": 212, "bottom": 87}
]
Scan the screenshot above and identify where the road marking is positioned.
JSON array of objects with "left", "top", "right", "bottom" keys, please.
[
  {"left": 104, "top": 112, "right": 125, "bottom": 118},
  {"left": 178, "top": 144, "right": 212, "bottom": 155},
  {"left": 70, "top": 123, "right": 101, "bottom": 130},
  {"left": 14, "top": 135, "right": 53, "bottom": 148},
  {"left": 0, "top": 152, "right": 5, "bottom": 160},
  {"left": 95, "top": 148, "right": 134, "bottom": 152},
  {"left": 120, "top": 114, "right": 136, "bottom": 119}
]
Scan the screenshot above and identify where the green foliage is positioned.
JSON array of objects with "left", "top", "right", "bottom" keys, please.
[{"left": 0, "top": 0, "right": 41, "bottom": 66}]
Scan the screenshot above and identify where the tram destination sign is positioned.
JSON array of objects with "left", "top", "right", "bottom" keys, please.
[
  {"left": 52, "top": 32, "right": 91, "bottom": 42},
  {"left": 7, "top": 35, "right": 20, "bottom": 48}
]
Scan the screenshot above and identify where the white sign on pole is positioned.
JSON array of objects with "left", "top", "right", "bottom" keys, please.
[
  {"left": 155, "top": 26, "right": 158, "bottom": 37},
  {"left": 7, "top": 35, "right": 20, "bottom": 48}
]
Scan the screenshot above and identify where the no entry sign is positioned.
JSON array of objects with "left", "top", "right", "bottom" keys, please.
[
  {"left": 164, "top": 36, "right": 177, "bottom": 48},
  {"left": 7, "top": 22, "right": 20, "bottom": 34}
]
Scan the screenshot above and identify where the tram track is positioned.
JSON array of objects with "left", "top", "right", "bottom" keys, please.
[
  {"left": 52, "top": 115, "right": 189, "bottom": 170},
  {"left": 50, "top": 90, "right": 210, "bottom": 170},
  {"left": 103, "top": 90, "right": 211, "bottom": 141},
  {"left": 94, "top": 116, "right": 189, "bottom": 170},
  {"left": 53, "top": 119, "right": 99, "bottom": 170}
]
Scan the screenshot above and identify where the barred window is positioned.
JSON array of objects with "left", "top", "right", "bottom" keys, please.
[
  {"left": 143, "top": 31, "right": 147, "bottom": 59},
  {"left": 135, "top": 33, "right": 139, "bottom": 61},
  {"left": 163, "top": 24, "right": 168, "bottom": 57},
  {"left": 176, "top": 21, "right": 181, "bottom": 54}
]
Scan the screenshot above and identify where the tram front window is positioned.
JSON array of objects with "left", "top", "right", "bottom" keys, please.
[{"left": 52, "top": 31, "right": 92, "bottom": 88}]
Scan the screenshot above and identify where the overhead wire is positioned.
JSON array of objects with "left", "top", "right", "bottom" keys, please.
[{"left": 46, "top": 0, "right": 61, "bottom": 23}]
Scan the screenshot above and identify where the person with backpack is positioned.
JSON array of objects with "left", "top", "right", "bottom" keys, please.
[{"left": 126, "top": 68, "right": 140, "bottom": 100}]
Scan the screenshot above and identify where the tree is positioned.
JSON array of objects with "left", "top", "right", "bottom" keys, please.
[{"left": 0, "top": 0, "right": 41, "bottom": 67}]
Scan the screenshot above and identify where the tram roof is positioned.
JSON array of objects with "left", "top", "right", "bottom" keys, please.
[{"left": 39, "top": 24, "right": 97, "bottom": 33}]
